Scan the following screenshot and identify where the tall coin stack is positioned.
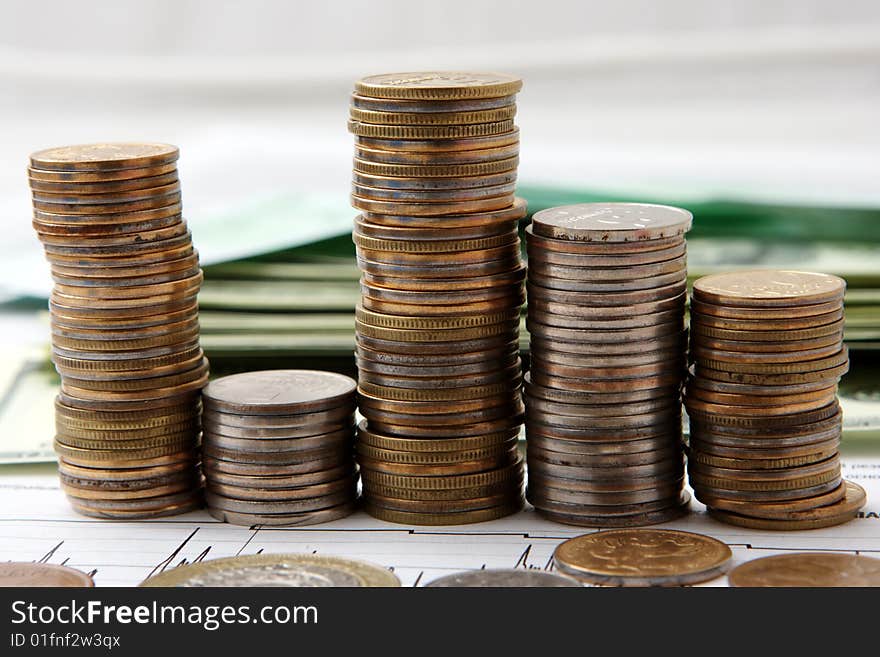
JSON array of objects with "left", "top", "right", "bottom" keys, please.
[
  {"left": 685, "top": 270, "right": 866, "bottom": 530},
  {"left": 201, "top": 370, "right": 358, "bottom": 526},
  {"left": 524, "top": 203, "right": 692, "bottom": 526},
  {"left": 29, "top": 143, "right": 207, "bottom": 518},
  {"left": 348, "top": 72, "right": 526, "bottom": 525}
]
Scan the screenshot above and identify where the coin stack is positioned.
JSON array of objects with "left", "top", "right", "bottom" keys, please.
[
  {"left": 201, "top": 370, "right": 358, "bottom": 526},
  {"left": 685, "top": 270, "right": 866, "bottom": 530},
  {"left": 524, "top": 203, "right": 692, "bottom": 527},
  {"left": 348, "top": 72, "right": 526, "bottom": 525},
  {"left": 29, "top": 143, "right": 207, "bottom": 518}
]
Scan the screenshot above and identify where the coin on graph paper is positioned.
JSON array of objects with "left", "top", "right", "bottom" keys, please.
[
  {"left": 552, "top": 529, "right": 732, "bottom": 586},
  {"left": 139, "top": 554, "right": 400, "bottom": 587},
  {"left": 727, "top": 553, "right": 880, "bottom": 587},
  {"left": 0, "top": 563, "right": 94, "bottom": 587},
  {"left": 425, "top": 569, "right": 581, "bottom": 587}
]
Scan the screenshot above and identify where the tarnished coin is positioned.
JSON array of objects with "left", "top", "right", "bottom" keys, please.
[
  {"left": 706, "top": 481, "right": 866, "bottom": 530},
  {"left": 532, "top": 203, "right": 692, "bottom": 242},
  {"left": 727, "top": 552, "right": 880, "bottom": 587},
  {"left": 207, "top": 503, "right": 357, "bottom": 527},
  {"left": 30, "top": 143, "right": 179, "bottom": 172},
  {"left": 425, "top": 569, "right": 580, "bottom": 587},
  {"left": 203, "top": 370, "right": 356, "bottom": 414},
  {"left": 0, "top": 563, "right": 95, "bottom": 587},
  {"left": 364, "top": 499, "right": 523, "bottom": 525},
  {"left": 140, "top": 553, "right": 399, "bottom": 587},
  {"left": 552, "top": 529, "right": 731, "bottom": 586},
  {"left": 351, "top": 93, "right": 515, "bottom": 112},
  {"left": 693, "top": 270, "right": 846, "bottom": 308}
]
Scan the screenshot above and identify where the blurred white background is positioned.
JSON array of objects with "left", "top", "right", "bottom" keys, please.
[{"left": 1, "top": 0, "right": 879, "bottom": 297}]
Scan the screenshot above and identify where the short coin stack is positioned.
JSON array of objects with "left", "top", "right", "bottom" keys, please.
[
  {"left": 29, "top": 143, "right": 207, "bottom": 518},
  {"left": 201, "top": 370, "right": 358, "bottom": 526},
  {"left": 686, "top": 270, "right": 866, "bottom": 529},
  {"left": 348, "top": 72, "right": 526, "bottom": 525},
  {"left": 524, "top": 203, "right": 692, "bottom": 526}
]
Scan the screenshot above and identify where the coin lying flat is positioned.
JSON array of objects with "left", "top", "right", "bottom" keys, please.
[
  {"left": 425, "top": 568, "right": 581, "bottom": 587},
  {"left": 203, "top": 370, "right": 356, "bottom": 414},
  {"left": 532, "top": 203, "right": 692, "bottom": 242},
  {"left": 355, "top": 72, "right": 523, "bottom": 100},
  {"left": 552, "top": 529, "right": 732, "bottom": 586},
  {"left": 139, "top": 554, "right": 400, "bottom": 587},
  {"left": 0, "top": 563, "right": 95, "bottom": 587},
  {"left": 727, "top": 553, "right": 880, "bottom": 587},
  {"left": 692, "top": 270, "right": 846, "bottom": 308}
]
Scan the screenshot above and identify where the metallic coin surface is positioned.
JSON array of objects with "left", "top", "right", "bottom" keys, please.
[
  {"left": 425, "top": 569, "right": 580, "bottom": 587},
  {"left": 693, "top": 270, "right": 846, "bottom": 307},
  {"left": 203, "top": 370, "right": 355, "bottom": 414},
  {"left": 0, "top": 563, "right": 95, "bottom": 587},
  {"left": 727, "top": 552, "right": 880, "bottom": 587},
  {"left": 355, "top": 72, "right": 522, "bottom": 100},
  {"left": 552, "top": 529, "right": 731, "bottom": 586},
  {"left": 532, "top": 203, "right": 692, "bottom": 242},
  {"left": 140, "top": 554, "right": 399, "bottom": 587}
]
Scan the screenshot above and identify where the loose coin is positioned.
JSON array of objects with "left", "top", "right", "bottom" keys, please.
[
  {"left": 727, "top": 552, "right": 880, "bottom": 587},
  {"left": 552, "top": 529, "right": 731, "bottom": 586}
]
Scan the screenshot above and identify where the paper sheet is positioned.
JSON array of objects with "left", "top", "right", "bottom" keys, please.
[{"left": 0, "top": 458, "right": 877, "bottom": 587}]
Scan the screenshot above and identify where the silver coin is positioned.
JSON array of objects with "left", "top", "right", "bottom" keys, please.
[
  {"left": 140, "top": 553, "right": 399, "bottom": 587},
  {"left": 425, "top": 568, "right": 581, "bottom": 587}
]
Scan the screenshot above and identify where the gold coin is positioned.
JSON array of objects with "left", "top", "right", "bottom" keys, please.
[
  {"left": 359, "top": 460, "right": 522, "bottom": 490},
  {"left": 355, "top": 318, "right": 519, "bottom": 343},
  {"left": 687, "top": 444, "right": 838, "bottom": 470},
  {"left": 354, "top": 72, "right": 522, "bottom": 100},
  {"left": 30, "top": 143, "right": 179, "bottom": 172},
  {"left": 693, "top": 270, "right": 846, "bottom": 308},
  {"left": 354, "top": 230, "right": 518, "bottom": 255},
  {"left": 355, "top": 142, "right": 519, "bottom": 166},
  {"left": 552, "top": 529, "right": 731, "bottom": 586},
  {"left": 54, "top": 438, "right": 199, "bottom": 464},
  {"left": 348, "top": 119, "right": 515, "bottom": 140},
  {"left": 694, "top": 480, "right": 846, "bottom": 516},
  {"left": 353, "top": 156, "right": 519, "bottom": 178},
  {"left": 351, "top": 93, "right": 515, "bottom": 112},
  {"left": 363, "top": 498, "right": 522, "bottom": 525},
  {"left": 349, "top": 106, "right": 516, "bottom": 125}
]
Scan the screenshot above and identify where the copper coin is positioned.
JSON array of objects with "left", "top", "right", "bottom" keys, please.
[
  {"left": 693, "top": 270, "right": 846, "bottom": 308},
  {"left": 355, "top": 214, "right": 518, "bottom": 241},
  {"left": 357, "top": 254, "right": 521, "bottom": 279},
  {"left": 357, "top": 420, "right": 517, "bottom": 452},
  {"left": 28, "top": 161, "right": 177, "bottom": 182},
  {"left": 530, "top": 356, "right": 684, "bottom": 381},
  {"left": 29, "top": 170, "right": 179, "bottom": 194},
  {"left": 30, "top": 143, "right": 179, "bottom": 172},
  {"left": 34, "top": 202, "right": 182, "bottom": 226},
  {"left": 528, "top": 331, "right": 687, "bottom": 356},
  {"left": 357, "top": 389, "right": 519, "bottom": 415},
  {"left": 359, "top": 196, "right": 526, "bottom": 228},
  {"left": 708, "top": 480, "right": 865, "bottom": 525},
  {"left": 360, "top": 403, "right": 521, "bottom": 428},
  {"left": 690, "top": 331, "right": 843, "bottom": 354},
  {"left": 687, "top": 442, "right": 839, "bottom": 470},
  {"left": 691, "top": 297, "right": 842, "bottom": 320},
  {"left": 365, "top": 415, "right": 522, "bottom": 439},
  {"left": 533, "top": 346, "right": 683, "bottom": 369},
  {"left": 362, "top": 264, "right": 525, "bottom": 291},
  {"left": 357, "top": 242, "right": 521, "bottom": 266},
  {"left": 358, "top": 439, "right": 518, "bottom": 465},
  {"left": 685, "top": 382, "right": 837, "bottom": 407},
  {"left": 352, "top": 194, "right": 515, "bottom": 217},
  {"left": 689, "top": 342, "right": 842, "bottom": 364},
  {"left": 689, "top": 318, "right": 845, "bottom": 342},
  {"left": 526, "top": 407, "right": 680, "bottom": 430},
  {"left": 361, "top": 294, "right": 523, "bottom": 317},
  {"left": 687, "top": 432, "right": 840, "bottom": 458},
  {"left": 528, "top": 444, "right": 680, "bottom": 468},
  {"left": 34, "top": 211, "right": 183, "bottom": 237},
  {"left": 353, "top": 169, "right": 517, "bottom": 191},
  {"left": 354, "top": 142, "right": 520, "bottom": 166},
  {"left": 356, "top": 332, "right": 519, "bottom": 355},
  {"left": 363, "top": 479, "right": 521, "bottom": 503},
  {"left": 0, "top": 563, "right": 94, "bottom": 587},
  {"left": 526, "top": 254, "right": 687, "bottom": 281},
  {"left": 690, "top": 308, "right": 844, "bottom": 331},
  {"left": 526, "top": 238, "right": 686, "bottom": 267},
  {"left": 357, "top": 450, "right": 518, "bottom": 476},
  {"left": 526, "top": 477, "right": 683, "bottom": 506},
  {"left": 358, "top": 360, "right": 521, "bottom": 389},
  {"left": 525, "top": 318, "right": 685, "bottom": 344},
  {"left": 727, "top": 551, "right": 880, "bottom": 587},
  {"left": 528, "top": 455, "right": 683, "bottom": 481},
  {"left": 33, "top": 193, "right": 181, "bottom": 216},
  {"left": 528, "top": 369, "right": 684, "bottom": 393},
  {"left": 524, "top": 393, "right": 674, "bottom": 417},
  {"left": 523, "top": 373, "right": 680, "bottom": 404},
  {"left": 355, "top": 229, "right": 519, "bottom": 255},
  {"left": 366, "top": 491, "right": 519, "bottom": 514},
  {"left": 351, "top": 92, "right": 516, "bottom": 112},
  {"left": 527, "top": 472, "right": 684, "bottom": 495},
  {"left": 356, "top": 320, "right": 519, "bottom": 344}
]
